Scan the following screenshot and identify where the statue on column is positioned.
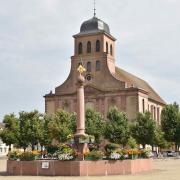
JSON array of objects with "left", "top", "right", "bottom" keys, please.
[{"left": 74, "top": 63, "right": 89, "bottom": 160}]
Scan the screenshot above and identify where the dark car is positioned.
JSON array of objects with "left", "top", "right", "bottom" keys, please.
[{"left": 167, "top": 151, "right": 177, "bottom": 157}]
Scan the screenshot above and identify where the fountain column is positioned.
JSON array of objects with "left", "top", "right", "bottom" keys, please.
[
  {"left": 74, "top": 65, "right": 88, "bottom": 160},
  {"left": 76, "top": 73, "right": 85, "bottom": 135}
]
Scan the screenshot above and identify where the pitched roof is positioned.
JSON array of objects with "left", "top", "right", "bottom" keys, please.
[{"left": 115, "top": 67, "right": 166, "bottom": 105}]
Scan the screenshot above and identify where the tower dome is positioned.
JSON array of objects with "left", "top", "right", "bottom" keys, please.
[{"left": 80, "top": 17, "right": 110, "bottom": 35}]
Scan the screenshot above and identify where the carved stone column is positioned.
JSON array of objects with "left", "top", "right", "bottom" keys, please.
[
  {"left": 74, "top": 65, "right": 88, "bottom": 160},
  {"left": 75, "top": 74, "right": 85, "bottom": 136}
]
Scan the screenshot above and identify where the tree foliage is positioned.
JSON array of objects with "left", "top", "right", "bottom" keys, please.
[
  {"left": 18, "top": 110, "right": 44, "bottom": 150},
  {"left": 131, "top": 111, "right": 156, "bottom": 148},
  {"left": 104, "top": 107, "right": 130, "bottom": 146},
  {"left": 48, "top": 110, "right": 76, "bottom": 143},
  {"left": 38, "top": 115, "right": 52, "bottom": 147},
  {"left": 127, "top": 136, "right": 138, "bottom": 149},
  {"left": 0, "top": 114, "right": 19, "bottom": 150},
  {"left": 1, "top": 102, "right": 180, "bottom": 152},
  {"left": 85, "top": 108, "right": 105, "bottom": 143},
  {"left": 153, "top": 126, "right": 170, "bottom": 149},
  {"left": 161, "top": 103, "right": 180, "bottom": 149}
]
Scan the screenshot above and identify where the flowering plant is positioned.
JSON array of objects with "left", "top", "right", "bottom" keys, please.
[
  {"left": 58, "top": 153, "right": 74, "bottom": 160},
  {"left": 141, "top": 149, "right": 153, "bottom": 158},
  {"left": 109, "top": 152, "right": 121, "bottom": 160},
  {"left": 55, "top": 144, "right": 76, "bottom": 160},
  {"left": 105, "top": 143, "right": 120, "bottom": 155},
  {"left": 8, "top": 150, "right": 41, "bottom": 161},
  {"left": 8, "top": 151, "right": 22, "bottom": 160},
  {"left": 32, "top": 150, "right": 41, "bottom": 159},
  {"left": 126, "top": 149, "right": 139, "bottom": 155},
  {"left": 32, "top": 150, "right": 41, "bottom": 156},
  {"left": 19, "top": 152, "right": 36, "bottom": 161}
]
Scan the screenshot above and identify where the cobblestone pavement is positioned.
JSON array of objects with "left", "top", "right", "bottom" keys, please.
[{"left": 0, "top": 158, "right": 180, "bottom": 180}]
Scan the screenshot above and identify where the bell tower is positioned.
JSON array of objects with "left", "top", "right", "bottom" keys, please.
[
  {"left": 72, "top": 16, "right": 116, "bottom": 84},
  {"left": 54, "top": 15, "right": 125, "bottom": 96}
]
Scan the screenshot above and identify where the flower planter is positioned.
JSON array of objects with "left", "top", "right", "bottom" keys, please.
[{"left": 7, "top": 158, "right": 153, "bottom": 176}]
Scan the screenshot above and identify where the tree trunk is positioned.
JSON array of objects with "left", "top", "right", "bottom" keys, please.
[
  {"left": 40, "top": 144, "right": 44, "bottom": 151},
  {"left": 151, "top": 145, "right": 154, "bottom": 151},
  {"left": 142, "top": 144, "right": 145, "bottom": 149},
  {"left": 8, "top": 145, "right": 11, "bottom": 152},
  {"left": 32, "top": 144, "right": 35, "bottom": 151},
  {"left": 175, "top": 143, "right": 178, "bottom": 152}
]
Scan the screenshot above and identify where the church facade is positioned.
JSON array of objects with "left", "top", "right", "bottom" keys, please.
[{"left": 44, "top": 16, "right": 165, "bottom": 122}]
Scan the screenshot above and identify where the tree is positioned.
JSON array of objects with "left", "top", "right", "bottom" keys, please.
[
  {"left": 175, "top": 112, "right": 180, "bottom": 149},
  {"left": 48, "top": 110, "right": 76, "bottom": 143},
  {"left": 38, "top": 115, "right": 52, "bottom": 148},
  {"left": 150, "top": 125, "right": 169, "bottom": 150},
  {"left": 18, "top": 110, "right": 44, "bottom": 151},
  {"left": 104, "top": 107, "right": 130, "bottom": 146},
  {"left": 131, "top": 112, "right": 156, "bottom": 149},
  {"left": 85, "top": 108, "right": 105, "bottom": 143},
  {"left": 127, "top": 136, "right": 138, "bottom": 149},
  {"left": 0, "top": 113, "right": 19, "bottom": 151},
  {"left": 161, "top": 103, "right": 180, "bottom": 150}
]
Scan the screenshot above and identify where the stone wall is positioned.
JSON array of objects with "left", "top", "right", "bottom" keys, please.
[{"left": 7, "top": 159, "right": 153, "bottom": 176}]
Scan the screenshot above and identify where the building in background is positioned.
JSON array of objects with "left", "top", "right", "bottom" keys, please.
[
  {"left": 0, "top": 123, "right": 9, "bottom": 156},
  {"left": 44, "top": 15, "right": 165, "bottom": 122}
]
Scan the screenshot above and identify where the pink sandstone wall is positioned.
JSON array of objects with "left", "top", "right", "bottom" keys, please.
[{"left": 7, "top": 159, "right": 153, "bottom": 176}]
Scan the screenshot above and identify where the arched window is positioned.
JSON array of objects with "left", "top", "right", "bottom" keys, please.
[
  {"left": 106, "top": 42, "right": 109, "bottom": 54},
  {"left": 150, "top": 105, "right": 153, "bottom": 117},
  {"left": 96, "top": 40, "right": 100, "bottom": 52},
  {"left": 154, "top": 106, "right": 156, "bottom": 120},
  {"left": 142, "top": 99, "right": 145, "bottom": 113},
  {"left": 87, "top": 62, "right": 91, "bottom": 72},
  {"left": 87, "top": 41, "right": 91, "bottom": 53},
  {"left": 96, "top": 60, "right": 101, "bottom": 71},
  {"left": 110, "top": 44, "right": 113, "bottom": 55},
  {"left": 78, "top": 42, "right": 83, "bottom": 54},
  {"left": 157, "top": 107, "right": 160, "bottom": 124}
]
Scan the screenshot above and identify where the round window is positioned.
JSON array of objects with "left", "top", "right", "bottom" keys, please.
[{"left": 86, "top": 74, "right": 92, "bottom": 81}]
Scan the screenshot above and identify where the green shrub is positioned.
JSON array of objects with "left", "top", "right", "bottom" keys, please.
[
  {"left": 8, "top": 151, "right": 21, "bottom": 160},
  {"left": 46, "top": 145, "right": 58, "bottom": 155},
  {"left": 140, "top": 149, "right": 153, "bottom": 158},
  {"left": 19, "top": 152, "right": 35, "bottom": 161},
  {"left": 127, "top": 137, "right": 138, "bottom": 149},
  {"left": 54, "top": 144, "right": 76, "bottom": 160},
  {"left": 57, "top": 144, "right": 74, "bottom": 154},
  {"left": 85, "top": 150, "right": 104, "bottom": 160},
  {"left": 105, "top": 143, "right": 120, "bottom": 154}
]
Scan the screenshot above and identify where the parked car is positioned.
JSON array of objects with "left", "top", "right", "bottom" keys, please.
[{"left": 167, "top": 151, "right": 178, "bottom": 157}]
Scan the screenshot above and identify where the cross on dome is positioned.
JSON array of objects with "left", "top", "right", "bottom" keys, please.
[{"left": 93, "top": 0, "right": 96, "bottom": 17}]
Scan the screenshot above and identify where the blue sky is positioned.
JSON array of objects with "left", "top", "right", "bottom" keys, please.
[{"left": 0, "top": 0, "right": 180, "bottom": 120}]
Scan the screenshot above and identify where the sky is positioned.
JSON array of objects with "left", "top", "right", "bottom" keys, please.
[{"left": 0, "top": 0, "right": 180, "bottom": 120}]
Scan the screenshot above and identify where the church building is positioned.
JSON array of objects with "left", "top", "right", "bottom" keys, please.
[{"left": 44, "top": 15, "right": 166, "bottom": 122}]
